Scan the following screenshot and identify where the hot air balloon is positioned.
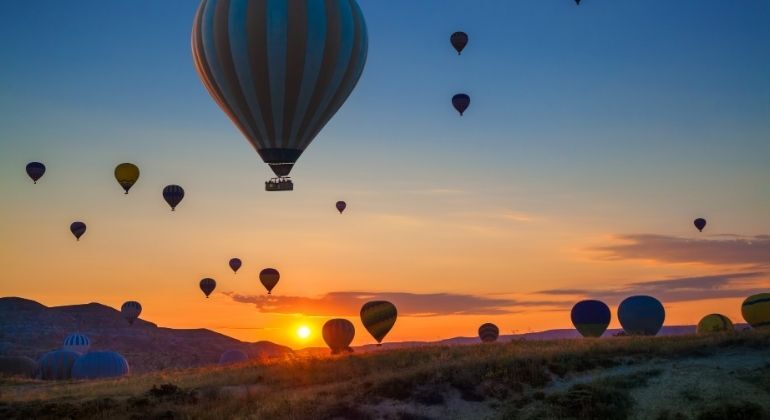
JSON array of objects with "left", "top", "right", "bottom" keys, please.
[
  {"left": 322, "top": 319, "right": 355, "bottom": 355},
  {"left": 38, "top": 350, "right": 79, "bottom": 380},
  {"left": 163, "top": 185, "right": 185, "bottom": 211},
  {"left": 229, "top": 258, "right": 242, "bottom": 273},
  {"left": 450, "top": 31, "right": 468, "bottom": 55},
  {"left": 121, "top": 301, "right": 142, "bottom": 325},
  {"left": 575, "top": 0, "right": 581, "bottom": 5},
  {"left": 70, "top": 222, "right": 87, "bottom": 241},
  {"left": 0, "top": 356, "right": 38, "bottom": 378},
  {"left": 259, "top": 268, "right": 280, "bottom": 294},
  {"left": 192, "top": 0, "right": 369, "bottom": 191},
  {"left": 360, "top": 301, "right": 397, "bottom": 345},
  {"left": 452, "top": 94, "right": 470, "bottom": 116},
  {"left": 26, "top": 162, "right": 46, "bottom": 184},
  {"left": 71, "top": 351, "right": 129, "bottom": 379},
  {"left": 114, "top": 163, "right": 140, "bottom": 194},
  {"left": 336, "top": 201, "right": 347, "bottom": 214},
  {"left": 618, "top": 295, "right": 665, "bottom": 336},
  {"left": 63, "top": 333, "right": 91, "bottom": 354},
  {"left": 200, "top": 278, "right": 216, "bottom": 298},
  {"left": 697, "top": 314, "right": 733, "bottom": 334},
  {"left": 742, "top": 293, "right": 770, "bottom": 329},
  {"left": 571, "top": 300, "right": 611, "bottom": 338},
  {"left": 219, "top": 349, "right": 249, "bottom": 365},
  {"left": 478, "top": 323, "right": 499, "bottom": 343},
  {"left": 694, "top": 218, "right": 706, "bottom": 232}
]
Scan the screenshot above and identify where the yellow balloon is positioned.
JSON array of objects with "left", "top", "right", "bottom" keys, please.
[
  {"left": 742, "top": 293, "right": 770, "bottom": 329},
  {"left": 697, "top": 314, "right": 733, "bottom": 334},
  {"left": 114, "top": 163, "right": 140, "bottom": 194}
]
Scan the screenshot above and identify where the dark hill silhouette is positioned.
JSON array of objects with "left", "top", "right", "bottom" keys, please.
[{"left": 0, "top": 297, "right": 291, "bottom": 373}]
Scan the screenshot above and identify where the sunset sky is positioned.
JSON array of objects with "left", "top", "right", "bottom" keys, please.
[{"left": 1, "top": 0, "right": 769, "bottom": 349}]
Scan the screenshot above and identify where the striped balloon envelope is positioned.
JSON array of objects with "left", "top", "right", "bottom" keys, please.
[
  {"left": 162, "top": 185, "right": 185, "bottom": 211},
  {"left": 38, "top": 350, "right": 80, "bottom": 380},
  {"left": 697, "top": 314, "right": 734, "bottom": 334},
  {"left": 360, "top": 301, "right": 397, "bottom": 345},
  {"left": 121, "top": 301, "right": 142, "bottom": 325},
  {"left": 571, "top": 300, "right": 611, "bottom": 338},
  {"left": 322, "top": 319, "right": 355, "bottom": 355},
  {"left": 478, "top": 323, "right": 500, "bottom": 343},
  {"left": 742, "top": 293, "right": 770, "bottom": 329},
  {"left": 63, "top": 333, "right": 91, "bottom": 354},
  {"left": 71, "top": 352, "right": 129, "bottom": 379}
]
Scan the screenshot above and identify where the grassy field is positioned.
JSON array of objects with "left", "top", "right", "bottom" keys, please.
[{"left": 1, "top": 331, "right": 769, "bottom": 419}]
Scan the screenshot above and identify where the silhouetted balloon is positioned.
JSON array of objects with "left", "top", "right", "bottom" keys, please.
[
  {"left": 219, "top": 349, "right": 248, "bottom": 365},
  {"left": 163, "top": 185, "right": 185, "bottom": 211},
  {"left": 618, "top": 295, "right": 665, "bottom": 336},
  {"left": 38, "top": 350, "right": 79, "bottom": 380},
  {"left": 336, "top": 201, "right": 347, "bottom": 214},
  {"left": 450, "top": 31, "right": 468, "bottom": 55},
  {"left": 697, "top": 314, "right": 733, "bottom": 334},
  {"left": 70, "top": 222, "right": 86, "bottom": 241},
  {"left": 360, "top": 301, "right": 397, "bottom": 344},
  {"left": 229, "top": 258, "right": 242, "bottom": 273},
  {"left": 694, "top": 218, "right": 706, "bottom": 232},
  {"left": 571, "top": 300, "right": 611, "bottom": 338},
  {"left": 323, "top": 319, "right": 355, "bottom": 355},
  {"left": 575, "top": 0, "right": 581, "bottom": 5},
  {"left": 259, "top": 268, "right": 280, "bottom": 294},
  {"left": 0, "top": 356, "right": 38, "bottom": 378},
  {"left": 478, "top": 323, "right": 500, "bottom": 343},
  {"left": 26, "top": 162, "right": 46, "bottom": 184},
  {"left": 71, "top": 351, "right": 129, "bottom": 379},
  {"left": 200, "top": 278, "right": 216, "bottom": 298},
  {"left": 63, "top": 333, "right": 91, "bottom": 354},
  {"left": 192, "top": 0, "right": 368, "bottom": 181},
  {"left": 742, "top": 293, "right": 770, "bottom": 329},
  {"left": 452, "top": 94, "right": 470, "bottom": 116},
  {"left": 121, "top": 301, "right": 142, "bottom": 325},
  {"left": 114, "top": 163, "right": 140, "bottom": 194}
]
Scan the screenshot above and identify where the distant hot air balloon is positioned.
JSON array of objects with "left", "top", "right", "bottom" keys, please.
[
  {"left": 163, "top": 185, "right": 185, "bottom": 211},
  {"left": 322, "top": 319, "right": 355, "bottom": 355},
  {"left": 259, "top": 268, "right": 280, "bottom": 294},
  {"left": 697, "top": 314, "right": 733, "bottom": 334},
  {"left": 26, "top": 162, "right": 46, "bottom": 184},
  {"left": 38, "top": 350, "right": 79, "bottom": 380},
  {"left": 200, "top": 278, "right": 216, "bottom": 298},
  {"left": 63, "top": 333, "right": 91, "bottom": 354},
  {"left": 452, "top": 94, "right": 470, "bottom": 116},
  {"left": 575, "top": 0, "right": 581, "bottom": 5},
  {"left": 121, "top": 301, "right": 142, "bottom": 325},
  {"left": 360, "top": 301, "right": 397, "bottom": 345},
  {"left": 229, "top": 258, "right": 242, "bottom": 274},
  {"left": 219, "top": 349, "right": 249, "bottom": 365},
  {"left": 70, "top": 222, "right": 87, "bottom": 241},
  {"left": 336, "top": 201, "right": 347, "bottom": 214},
  {"left": 114, "top": 163, "right": 140, "bottom": 194},
  {"left": 742, "top": 293, "right": 770, "bottom": 329},
  {"left": 71, "top": 351, "right": 129, "bottom": 379},
  {"left": 0, "top": 356, "right": 37, "bottom": 378},
  {"left": 478, "top": 323, "right": 500, "bottom": 343},
  {"left": 571, "top": 300, "right": 611, "bottom": 338},
  {"left": 693, "top": 218, "right": 706, "bottom": 232},
  {"left": 192, "top": 0, "right": 369, "bottom": 191},
  {"left": 450, "top": 31, "right": 468, "bottom": 55},
  {"left": 618, "top": 295, "right": 665, "bottom": 336}
]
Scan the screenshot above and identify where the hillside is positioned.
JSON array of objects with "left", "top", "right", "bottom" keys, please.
[{"left": 0, "top": 297, "right": 291, "bottom": 373}]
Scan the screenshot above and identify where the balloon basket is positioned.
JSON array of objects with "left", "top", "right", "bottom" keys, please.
[{"left": 266, "top": 177, "right": 293, "bottom": 191}]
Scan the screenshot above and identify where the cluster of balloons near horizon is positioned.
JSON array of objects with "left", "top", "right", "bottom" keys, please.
[{"left": 199, "top": 266, "right": 280, "bottom": 299}]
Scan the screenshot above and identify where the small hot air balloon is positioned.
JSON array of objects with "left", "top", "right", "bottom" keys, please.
[
  {"left": 70, "top": 222, "right": 86, "bottom": 241},
  {"left": 336, "top": 201, "right": 347, "bottom": 214},
  {"left": 163, "top": 185, "right": 185, "bottom": 211},
  {"left": 114, "top": 163, "right": 140, "bottom": 194},
  {"left": 575, "top": 0, "right": 581, "bottom": 5},
  {"left": 229, "top": 258, "right": 242, "bottom": 274},
  {"left": 38, "top": 350, "right": 79, "bottom": 380},
  {"left": 219, "top": 349, "right": 248, "bottom": 365},
  {"left": 322, "top": 319, "right": 355, "bottom": 355},
  {"left": 618, "top": 295, "right": 665, "bottom": 336},
  {"left": 63, "top": 333, "right": 91, "bottom": 354},
  {"left": 697, "top": 314, "right": 733, "bottom": 334},
  {"left": 71, "top": 352, "right": 129, "bottom": 379},
  {"left": 26, "top": 162, "right": 46, "bottom": 184},
  {"left": 694, "top": 218, "right": 707, "bottom": 232},
  {"left": 259, "top": 268, "right": 280, "bottom": 294},
  {"left": 121, "top": 301, "right": 142, "bottom": 325},
  {"left": 450, "top": 31, "right": 468, "bottom": 55},
  {"left": 452, "top": 94, "right": 470, "bottom": 116},
  {"left": 200, "top": 278, "right": 216, "bottom": 298},
  {"left": 742, "top": 293, "right": 770, "bottom": 329},
  {"left": 571, "top": 300, "right": 611, "bottom": 338},
  {"left": 360, "top": 301, "right": 397, "bottom": 345},
  {"left": 478, "top": 323, "right": 500, "bottom": 343}
]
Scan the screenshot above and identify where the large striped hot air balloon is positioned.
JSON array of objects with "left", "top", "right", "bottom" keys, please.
[
  {"left": 63, "top": 333, "right": 91, "bottom": 354},
  {"left": 192, "top": 0, "right": 369, "bottom": 191},
  {"left": 478, "top": 323, "right": 500, "bottom": 343},
  {"left": 219, "top": 349, "right": 248, "bottom": 365},
  {"left": 114, "top": 163, "right": 140, "bottom": 194},
  {"left": 121, "top": 301, "right": 142, "bottom": 325},
  {"left": 322, "top": 319, "right": 355, "bottom": 354},
  {"left": 697, "top": 314, "right": 733, "bottom": 334},
  {"left": 71, "top": 352, "right": 129, "bottom": 379},
  {"left": 742, "top": 293, "right": 770, "bottom": 329},
  {"left": 259, "top": 268, "right": 280, "bottom": 294},
  {"left": 618, "top": 296, "right": 665, "bottom": 336},
  {"left": 38, "top": 350, "right": 79, "bottom": 380},
  {"left": 360, "top": 301, "right": 397, "bottom": 345},
  {"left": 571, "top": 300, "right": 611, "bottom": 338},
  {"left": 26, "top": 162, "right": 46, "bottom": 184}
]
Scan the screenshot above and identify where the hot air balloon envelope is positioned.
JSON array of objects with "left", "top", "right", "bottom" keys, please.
[
  {"left": 452, "top": 94, "right": 470, "bottom": 116},
  {"left": 618, "top": 295, "right": 665, "bottom": 336},
  {"left": 697, "top": 314, "right": 733, "bottom": 334},
  {"left": 70, "top": 222, "right": 87, "bottom": 241},
  {"left": 450, "top": 31, "right": 468, "bottom": 54},
  {"left": 336, "top": 201, "right": 347, "bottom": 214},
  {"left": 26, "top": 162, "right": 46, "bottom": 183},
  {"left": 114, "top": 163, "right": 140, "bottom": 194},
  {"left": 63, "top": 333, "right": 91, "bottom": 354},
  {"left": 260, "top": 268, "right": 280, "bottom": 294},
  {"left": 571, "top": 300, "right": 611, "bottom": 338},
  {"left": 323, "top": 319, "right": 355, "bottom": 354},
  {"left": 71, "top": 351, "right": 129, "bottom": 379},
  {"left": 163, "top": 185, "right": 185, "bottom": 211},
  {"left": 200, "top": 278, "right": 216, "bottom": 298},
  {"left": 694, "top": 218, "right": 707, "bottom": 232},
  {"left": 121, "top": 301, "right": 142, "bottom": 325},
  {"left": 229, "top": 258, "right": 242, "bottom": 273},
  {"left": 742, "top": 293, "right": 770, "bottom": 329},
  {"left": 0, "top": 356, "right": 38, "bottom": 378},
  {"left": 360, "top": 301, "right": 397, "bottom": 344},
  {"left": 38, "top": 350, "right": 79, "bottom": 380},
  {"left": 478, "top": 323, "right": 500, "bottom": 343}
]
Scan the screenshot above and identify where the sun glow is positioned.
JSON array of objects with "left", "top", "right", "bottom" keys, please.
[{"left": 296, "top": 325, "right": 311, "bottom": 340}]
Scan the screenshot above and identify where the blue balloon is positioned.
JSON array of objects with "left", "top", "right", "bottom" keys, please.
[
  {"left": 162, "top": 185, "right": 185, "bottom": 211},
  {"left": 219, "top": 349, "right": 248, "bottom": 365},
  {"left": 38, "top": 350, "right": 80, "bottom": 380},
  {"left": 63, "top": 332, "right": 91, "bottom": 354},
  {"left": 618, "top": 295, "right": 665, "bottom": 336},
  {"left": 571, "top": 300, "right": 611, "bottom": 338},
  {"left": 71, "top": 351, "right": 129, "bottom": 379}
]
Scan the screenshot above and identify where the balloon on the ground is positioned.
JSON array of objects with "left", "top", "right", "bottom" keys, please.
[
  {"left": 114, "top": 163, "right": 140, "bottom": 194},
  {"left": 322, "top": 319, "right": 355, "bottom": 355},
  {"left": 121, "top": 301, "right": 142, "bottom": 325},
  {"left": 450, "top": 31, "right": 468, "bottom": 55},
  {"left": 200, "top": 278, "right": 216, "bottom": 298},
  {"left": 259, "top": 268, "right": 280, "bottom": 294},
  {"left": 618, "top": 295, "right": 665, "bottom": 336},
  {"left": 336, "top": 201, "right": 347, "bottom": 214},
  {"left": 63, "top": 333, "right": 91, "bottom": 354},
  {"left": 229, "top": 258, "right": 242, "bottom": 273},
  {"left": 742, "top": 293, "right": 770, "bottom": 329},
  {"left": 219, "top": 349, "right": 248, "bottom": 365},
  {"left": 0, "top": 356, "right": 38, "bottom": 378},
  {"left": 26, "top": 162, "right": 46, "bottom": 184},
  {"left": 452, "top": 94, "right": 470, "bottom": 116},
  {"left": 163, "top": 185, "right": 185, "bottom": 211},
  {"left": 38, "top": 350, "right": 79, "bottom": 380},
  {"left": 694, "top": 218, "right": 706, "bottom": 232},
  {"left": 478, "top": 323, "right": 500, "bottom": 343},
  {"left": 360, "top": 301, "right": 397, "bottom": 344},
  {"left": 70, "top": 222, "right": 87, "bottom": 241},
  {"left": 571, "top": 300, "right": 611, "bottom": 338},
  {"left": 697, "top": 314, "right": 734, "bottom": 334},
  {"left": 71, "top": 351, "right": 129, "bottom": 379}
]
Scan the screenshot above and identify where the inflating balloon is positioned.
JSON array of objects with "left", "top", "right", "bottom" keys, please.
[
  {"left": 229, "top": 258, "right": 242, "bottom": 274},
  {"left": 742, "top": 293, "right": 770, "bottom": 329},
  {"left": 0, "top": 356, "right": 37, "bottom": 378},
  {"left": 121, "top": 301, "right": 142, "bottom": 325},
  {"left": 452, "top": 94, "right": 470, "bottom": 116},
  {"left": 38, "top": 350, "right": 79, "bottom": 380},
  {"left": 26, "top": 162, "right": 46, "bottom": 184},
  {"left": 114, "top": 163, "right": 140, "bottom": 194},
  {"left": 478, "top": 323, "right": 500, "bottom": 343},
  {"left": 450, "top": 31, "right": 468, "bottom": 55},
  {"left": 697, "top": 314, "right": 733, "bottom": 334},
  {"left": 259, "top": 268, "right": 280, "bottom": 294},
  {"left": 360, "top": 301, "right": 397, "bottom": 345},
  {"left": 70, "top": 222, "right": 87, "bottom": 241},
  {"left": 71, "top": 352, "right": 129, "bottom": 379},
  {"left": 200, "top": 278, "right": 216, "bottom": 298},
  {"left": 694, "top": 218, "right": 706, "bottom": 232},
  {"left": 571, "top": 300, "right": 611, "bottom": 338},
  {"left": 63, "top": 333, "right": 91, "bottom": 354},
  {"left": 163, "top": 185, "right": 185, "bottom": 211},
  {"left": 336, "top": 201, "right": 347, "bottom": 214},
  {"left": 618, "top": 295, "right": 665, "bottom": 336},
  {"left": 322, "top": 319, "right": 355, "bottom": 355}
]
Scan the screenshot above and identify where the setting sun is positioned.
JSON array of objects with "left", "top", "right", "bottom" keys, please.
[{"left": 296, "top": 326, "right": 311, "bottom": 340}]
